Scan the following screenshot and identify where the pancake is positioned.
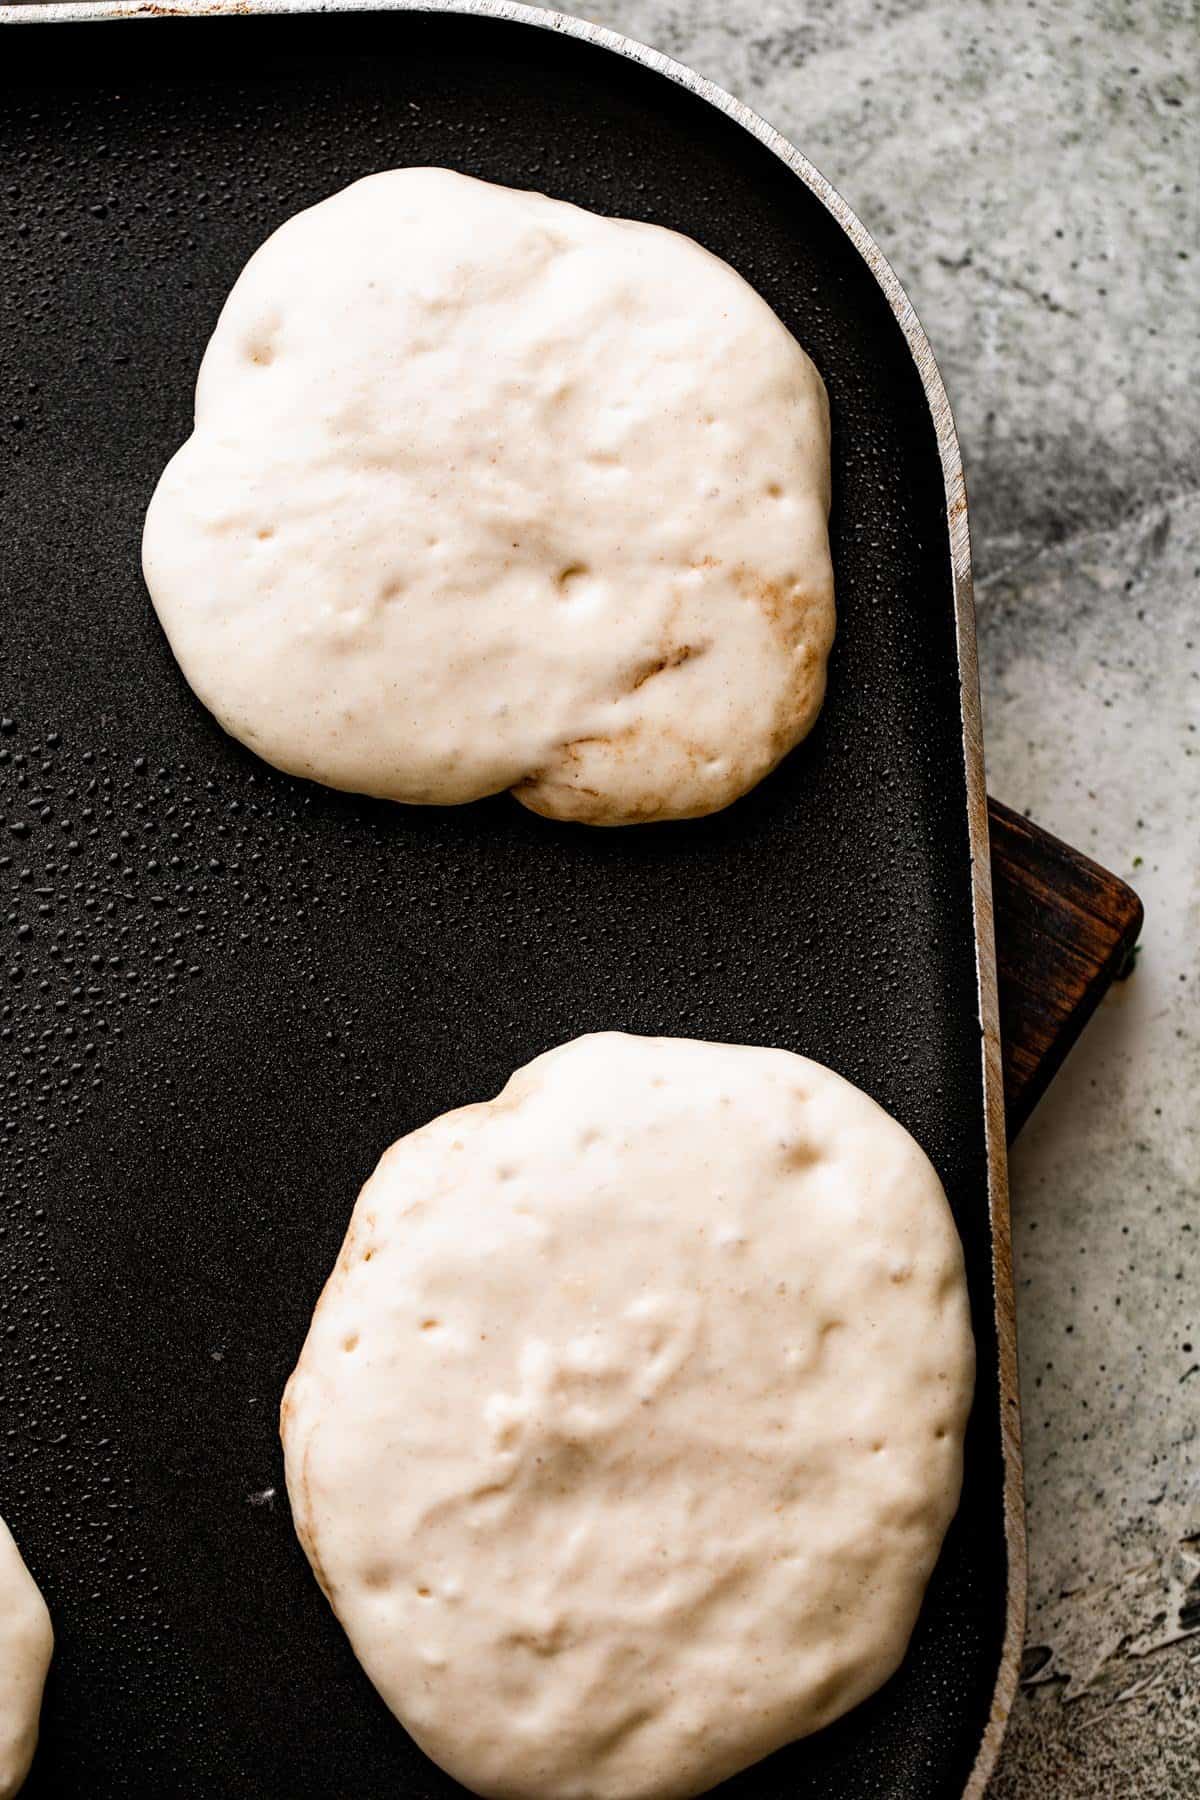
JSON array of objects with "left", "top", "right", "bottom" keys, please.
[
  {"left": 143, "top": 169, "right": 834, "bottom": 824},
  {"left": 281, "top": 1032, "right": 973, "bottom": 1799}
]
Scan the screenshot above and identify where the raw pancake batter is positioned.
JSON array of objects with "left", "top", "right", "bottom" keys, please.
[
  {"left": 144, "top": 169, "right": 835, "bottom": 824},
  {"left": 282, "top": 1033, "right": 974, "bottom": 1799}
]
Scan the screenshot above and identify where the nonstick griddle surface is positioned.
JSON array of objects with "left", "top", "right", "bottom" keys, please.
[{"left": 1, "top": 10, "right": 1008, "bottom": 1797}]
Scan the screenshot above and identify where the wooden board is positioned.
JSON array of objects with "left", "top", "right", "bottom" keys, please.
[{"left": 988, "top": 797, "right": 1144, "bottom": 1140}]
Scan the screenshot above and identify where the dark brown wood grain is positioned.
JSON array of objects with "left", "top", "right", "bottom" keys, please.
[{"left": 988, "top": 797, "right": 1144, "bottom": 1140}]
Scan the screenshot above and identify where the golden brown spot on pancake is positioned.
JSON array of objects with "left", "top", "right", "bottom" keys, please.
[
  {"left": 735, "top": 566, "right": 807, "bottom": 648},
  {"left": 724, "top": 564, "right": 832, "bottom": 766},
  {"left": 512, "top": 550, "right": 809, "bottom": 820},
  {"left": 514, "top": 711, "right": 722, "bottom": 822},
  {"left": 630, "top": 644, "right": 701, "bottom": 691}
]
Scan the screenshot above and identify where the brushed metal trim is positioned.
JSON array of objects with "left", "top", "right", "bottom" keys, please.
[{"left": 0, "top": 2, "right": 1027, "bottom": 1790}]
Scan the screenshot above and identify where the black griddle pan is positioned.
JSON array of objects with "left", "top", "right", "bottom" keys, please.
[{"left": 0, "top": 5, "right": 1023, "bottom": 1796}]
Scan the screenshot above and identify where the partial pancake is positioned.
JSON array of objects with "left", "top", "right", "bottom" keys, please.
[{"left": 0, "top": 1515, "right": 52, "bottom": 1800}]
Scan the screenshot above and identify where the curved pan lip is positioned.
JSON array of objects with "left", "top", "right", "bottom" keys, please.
[{"left": 1, "top": 0, "right": 1027, "bottom": 1791}]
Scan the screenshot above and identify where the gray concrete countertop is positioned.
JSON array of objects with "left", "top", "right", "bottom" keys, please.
[{"left": 577, "top": 1, "right": 1197, "bottom": 1790}]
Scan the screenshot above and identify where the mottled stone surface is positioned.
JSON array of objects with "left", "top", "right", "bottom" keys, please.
[{"left": 573, "top": 1, "right": 1198, "bottom": 1792}]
